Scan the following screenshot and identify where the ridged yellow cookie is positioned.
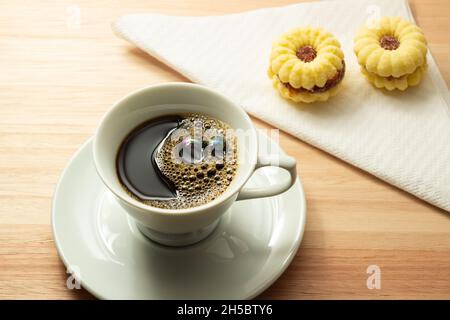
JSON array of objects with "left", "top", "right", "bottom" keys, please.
[
  {"left": 269, "top": 27, "right": 345, "bottom": 103},
  {"left": 270, "top": 69, "right": 343, "bottom": 103},
  {"left": 361, "top": 64, "right": 427, "bottom": 91},
  {"left": 354, "top": 16, "right": 428, "bottom": 90}
]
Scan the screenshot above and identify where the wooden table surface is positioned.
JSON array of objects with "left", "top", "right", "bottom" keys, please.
[{"left": 1, "top": 0, "right": 449, "bottom": 300}]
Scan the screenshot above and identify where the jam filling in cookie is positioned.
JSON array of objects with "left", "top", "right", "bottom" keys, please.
[
  {"left": 279, "top": 61, "right": 346, "bottom": 94},
  {"left": 380, "top": 35, "right": 400, "bottom": 50},
  {"left": 296, "top": 46, "right": 317, "bottom": 62}
]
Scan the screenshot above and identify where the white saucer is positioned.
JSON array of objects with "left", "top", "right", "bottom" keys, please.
[{"left": 52, "top": 133, "right": 307, "bottom": 299}]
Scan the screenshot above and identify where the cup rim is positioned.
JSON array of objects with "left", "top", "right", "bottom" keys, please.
[{"left": 93, "top": 82, "right": 257, "bottom": 216}]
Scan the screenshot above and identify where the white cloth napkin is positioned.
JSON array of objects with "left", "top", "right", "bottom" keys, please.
[{"left": 113, "top": 0, "right": 450, "bottom": 212}]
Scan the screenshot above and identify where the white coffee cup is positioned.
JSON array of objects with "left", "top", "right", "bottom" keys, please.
[{"left": 93, "top": 83, "right": 297, "bottom": 246}]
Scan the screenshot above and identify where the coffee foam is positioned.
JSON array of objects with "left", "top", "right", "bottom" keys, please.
[{"left": 142, "top": 114, "right": 237, "bottom": 210}]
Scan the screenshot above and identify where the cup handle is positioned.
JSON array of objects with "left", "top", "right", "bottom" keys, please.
[{"left": 236, "top": 152, "right": 297, "bottom": 201}]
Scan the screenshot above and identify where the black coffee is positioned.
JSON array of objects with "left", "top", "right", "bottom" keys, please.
[{"left": 117, "top": 113, "right": 238, "bottom": 209}]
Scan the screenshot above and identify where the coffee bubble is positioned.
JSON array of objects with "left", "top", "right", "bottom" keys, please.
[{"left": 140, "top": 113, "right": 238, "bottom": 210}]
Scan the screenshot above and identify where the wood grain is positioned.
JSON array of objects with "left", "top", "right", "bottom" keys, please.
[{"left": 0, "top": 0, "right": 449, "bottom": 299}]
